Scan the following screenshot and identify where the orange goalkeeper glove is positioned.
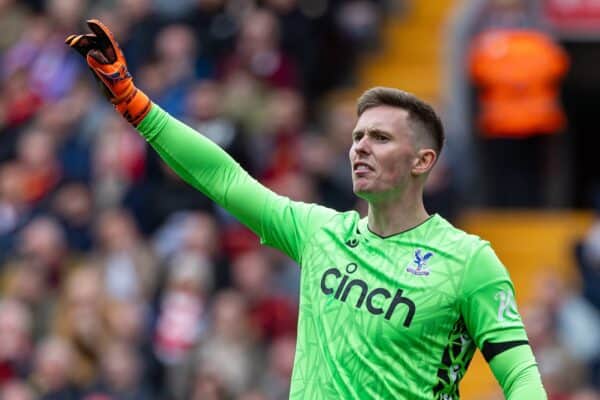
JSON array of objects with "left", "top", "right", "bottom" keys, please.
[{"left": 65, "top": 19, "right": 151, "bottom": 126}]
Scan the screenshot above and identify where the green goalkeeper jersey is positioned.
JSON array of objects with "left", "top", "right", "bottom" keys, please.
[{"left": 137, "top": 105, "right": 546, "bottom": 400}]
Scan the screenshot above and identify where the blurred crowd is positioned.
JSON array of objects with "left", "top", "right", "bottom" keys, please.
[
  {"left": 0, "top": 0, "right": 598, "bottom": 399},
  {"left": 0, "top": 0, "right": 385, "bottom": 398}
]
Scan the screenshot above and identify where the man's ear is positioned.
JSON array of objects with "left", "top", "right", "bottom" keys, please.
[{"left": 411, "top": 148, "right": 437, "bottom": 176}]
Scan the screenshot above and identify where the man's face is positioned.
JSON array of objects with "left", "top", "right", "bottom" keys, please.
[{"left": 349, "top": 106, "right": 419, "bottom": 199}]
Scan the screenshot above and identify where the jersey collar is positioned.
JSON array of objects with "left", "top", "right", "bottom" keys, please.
[{"left": 358, "top": 213, "right": 439, "bottom": 241}]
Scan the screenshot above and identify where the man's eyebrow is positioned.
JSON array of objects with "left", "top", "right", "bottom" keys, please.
[
  {"left": 353, "top": 128, "right": 390, "bottom": 136},
  {"left": 368, "top": 128, "right": 390, "bottom": 136}
]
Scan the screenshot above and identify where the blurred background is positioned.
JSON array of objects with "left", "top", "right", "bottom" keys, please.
[{"left": 0, "top": 0, "right": 599, "bottom": 399}]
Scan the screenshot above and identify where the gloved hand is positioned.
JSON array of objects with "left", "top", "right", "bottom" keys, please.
[{"left": 65, "top": 19, "right": 151, "bottom": 126}]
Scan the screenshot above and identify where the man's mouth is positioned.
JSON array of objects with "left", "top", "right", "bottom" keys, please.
[{"left": 353, "top": 162, "right": 373, "bottom": 173}]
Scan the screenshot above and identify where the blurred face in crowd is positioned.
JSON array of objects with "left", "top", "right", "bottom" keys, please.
[
  {"left": 19, "top": 217, "right": 66, "bottom": 266},
  {"left": 327, "top": 100, "right": 356, "bottom": 150},
  {"left": 5, "top": 262, "right": 47, "bottom": 305},
  {"left": 349, "top": 106, "right": 435, "bottom": 200},
  {"left": 0, "top": 163, "right": 25, "bottom": 204},
  {"left": 266, "top": 89, "right": 304, "bottom": 133},
  {"left": 105, "top": 300, "right": 144, "bottom": 342},
  {"left": 0, "top": 300, "right": 32, "bottom": 361},
  {"left": 51, "top": 183, "right": 93, "bottom": 227},
  {"left": 100, "top": 342, "right": 140, "bottom": 391},
  {"left": 182, "top": 212, "right": 219, "bottom": 256},
  {"left": 239, "top": 10, "right": 279, "bottom": 55},
  {"left": 232, "top": 250, "right": 271, "bottom": 299},
  {"left": 191, "top": 372, "right": 226, "bottom": 400},
  {"left": 268, "top": 335, "right": 296, "bottom": 378},
  {"left": 34, "top": 337, "right": 73, "bottom": 391},
  {"left": 118, "top": 0, "right": 152, "bottom": 19},
  {"left": 186, "top": 81, "right": 222, "bottom": 121},
  {"left": 17, "top": 130, "right": 56, "bottom": 170},
  {"left": 48, "top": 0, "right": 85, "bottom": 30},
  {"left": 96, "top": 209, "right": 139, "bottom": 252},
  {"left": 63, "top": 267, "right": 104, "bottom": 341},
  {"left": 0, "top": 380, "right": 35, "bottom": 400},
  {"left": 156, "top": 24, "right": 196, "bottom": 63},
  {"left": 212, "top": 290, "right": 249, "bottom": 340}
]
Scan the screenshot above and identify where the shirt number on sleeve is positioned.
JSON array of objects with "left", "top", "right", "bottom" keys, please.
[{"left": 495, "top": 289, "right": 519, "bottom": 322}]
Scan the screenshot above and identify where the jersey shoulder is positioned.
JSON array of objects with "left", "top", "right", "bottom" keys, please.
[
  {"left": 428, "top": 215, "right": 490, "bottom": 261},
  {"left": 321, "top": 209, "right": 362, "bottom": 232}
]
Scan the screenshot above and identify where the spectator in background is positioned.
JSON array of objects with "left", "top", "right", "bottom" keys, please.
[
  {"left": 259, "top": 88, "right": 305, "bottom": 180},
  {"left": 153, "top": 211, "right": 231, "bottom": 290},
  {"left": 116, "top": 0, "right": 165, "bottom": 75},
  {"left": 303, "top": 94, "right": 356, "bottom": 211},
  {"left": 152, "top": 24, "right": 199, "bottom": 118},
  {"left": 50, "top": 182, "right": 94, "bottom": 252},
  {"left": 231, "top": 250, "right": 297, "bottom": 343},
  {"left": 41, "top": 80, "right": 96, "bottom": 183},
  {"left": 15, "top": 128, "right": 62, "bottom": 206},
  {"left": 0, "top": 0, "right": 30, "bottom": 53},
  {"left": 578, "top": 214, "right": 600, "bottom": 311},
  {"left": 30, "top": 336, "right": 79, "bottom": 399},
  {"left": 0, "top": 299, "right": 33, "bottom": 386},
  {"left": 570, "top": 388, "right": 600, "bottom": 400},
  {"left": 2, "top": 258, "right": 52, "bottom": 340},
  {"left": 92, "top": 116, "right": 147, "bottom": 210},
  {"left": 190, "top": 370, "right": 228, "bottom": 400},
  {"left": 18, "top": 216, "right": 69, "bottom": 290},
  {"left": 52, "top": 266, "right": 106, "bottom": 389},
  {"left": 219, "top": 8, "right": 299, "bottom": 89},
  {"left": 0, "top": 379, "right": 36, "bottom": 400},
  {"left": 522, "top": 302, "right": 582, "bottom": 398},
  {"left": 0, "top": 163, "right": 30, "bottom": 257},
  {"left": 180, "top": 0, "right": 236, "bottom": 67},
  {"left": 468, "top": 0, "right": 569, "bottom": 207},
  {"left": 220, "top": 68, "right": 270, "bottom": 139},
  {"left": 534, "top": 274, "right": 600, "bottom": 394},
  {"left": 575, "top": 214, "right": 600, "bottom": 388},
  {"left": 0, "top": 69, "right": 43, "bottom": 136},
  {"left": 94, "top": 208, "right": 158, "bottom": 302},
  {"left": 259, "top": 334, "right": 296, "bottom": 400},
  {"left": 3, "top": 10, "right": 81, "bottom": 102},
  {"left": 184, "top": 80, "right": 254, "bottom": 173},
  {"left": 153, "top": 253, "right": 214, "bottom": 398},
  {"left": 104, "top": 298, "right": 165, "bottom": 396},
  {"left": 237, "top": 389, "right": 270, "bottom": 400},
  {"left": 194, "top": 290, "right": 260, "bottom": 398},
  {"left": 86, "top": 340, "right": 151, "bottom": 400}
]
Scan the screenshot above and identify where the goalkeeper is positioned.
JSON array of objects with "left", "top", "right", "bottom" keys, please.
[{"left": 66, "top": 20, "right": 547, "bottom": 399}]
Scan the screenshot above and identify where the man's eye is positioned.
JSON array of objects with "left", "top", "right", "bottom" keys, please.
[{"left": 374, "top": 134, "right": 388, "bottom": 141}]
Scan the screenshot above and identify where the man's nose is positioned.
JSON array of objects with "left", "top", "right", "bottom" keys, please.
[{"left": 353, "top": 136, "right": 370, "bottom": 154}]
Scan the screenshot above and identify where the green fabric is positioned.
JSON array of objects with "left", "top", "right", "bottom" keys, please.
[
  {"left": 137, "top": 105, "right": 337, "bottom": 260},
  {"left": 137, "top": 105, "right": 546, "bottom": 399},
  {"left": 490, "top": 345, "right": 547, "bottom": 399}
]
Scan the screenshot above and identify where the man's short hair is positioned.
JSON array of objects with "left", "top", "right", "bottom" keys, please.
[{"left": 357, "top": 87, "right": 445, "bottom": 155}]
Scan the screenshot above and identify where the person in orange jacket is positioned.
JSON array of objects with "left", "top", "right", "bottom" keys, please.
[{"left": 469, "top": 27, "right": 569, "bottom": 206}]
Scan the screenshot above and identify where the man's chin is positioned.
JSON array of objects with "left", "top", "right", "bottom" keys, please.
[{"left": 353, "top": 186, "right": 374, "bottom": 200}]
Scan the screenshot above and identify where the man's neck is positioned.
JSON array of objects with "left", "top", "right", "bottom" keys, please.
[{"left": 367, "top": 191, "right": 430, "bottom": 237}]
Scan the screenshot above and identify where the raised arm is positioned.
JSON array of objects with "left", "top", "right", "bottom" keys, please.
[{"left": 65, "top": 19, "right": 337, "bottom": 261}]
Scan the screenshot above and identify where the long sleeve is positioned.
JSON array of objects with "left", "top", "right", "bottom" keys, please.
[
  {"left": 136, "top": 105, "right": 337, "bottom": 262},
  {"left": 459, "top": 244, "right": 547, "bottom": 398},
  {"left": 489, "top": 345, "right": 547, "bottom": 399}
]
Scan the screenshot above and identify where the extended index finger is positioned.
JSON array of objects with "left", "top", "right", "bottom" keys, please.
[{"left": 86, "top": 19, "right": 118, "bottom": 63}]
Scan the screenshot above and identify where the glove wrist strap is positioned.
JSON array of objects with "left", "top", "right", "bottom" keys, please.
[{"left": 114, "top": 87, "right": 152, "bottom": 127}]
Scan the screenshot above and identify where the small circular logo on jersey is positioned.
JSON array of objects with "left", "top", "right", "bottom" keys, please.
[
  {"left": 346, "top": 263, "right": 358, "bottom": 274},
  {"left": 346, "top": 238, "right": 359, "bottom": 248}
]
